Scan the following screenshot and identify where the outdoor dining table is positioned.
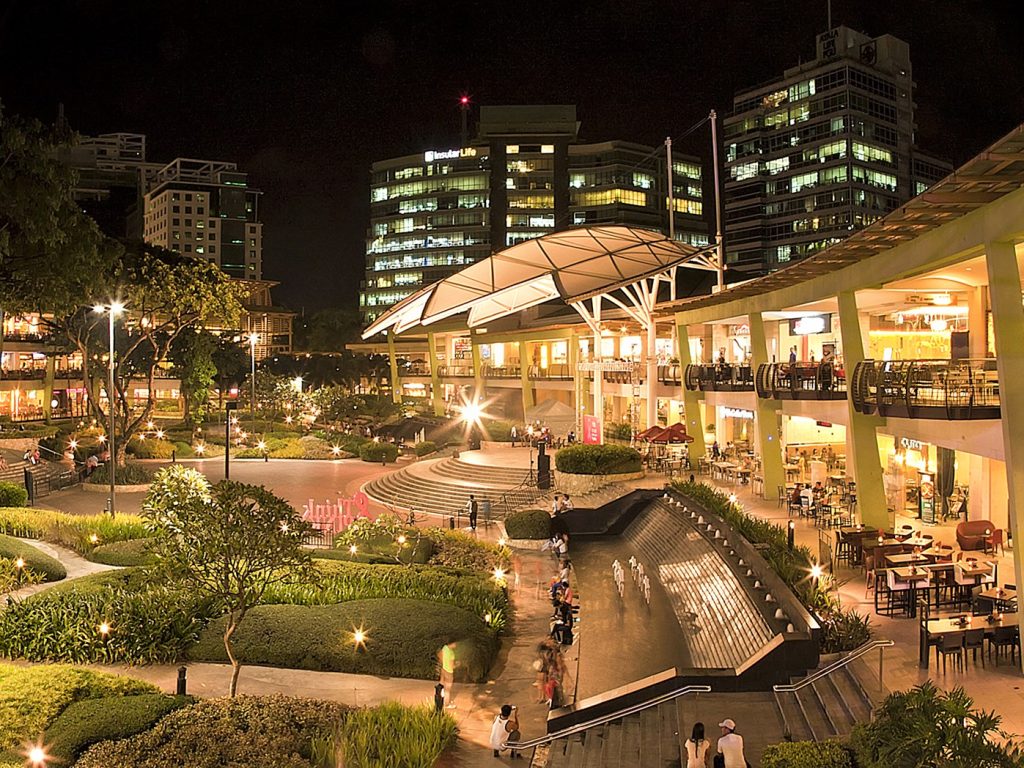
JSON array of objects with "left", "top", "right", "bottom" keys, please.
[
  {"left": 959, "top": 560, "right": 995, "bottom": 584},
  {"left": 978, "top": 586, "right": 1017, "bottom": 611},
  {"left": 712, "top": 461, "right": 736, "bottom": 481},
  {"left": 893, "top": 566, "right": 932, "bottom": 618},
  {"left": 902, "top": 536, "right": 934, "bottom": 548},
  {"left": 886, "top": 552, "right": 930, "bottom": 567},
  {"left": 919, "top": 612, "right": 1019, "bottom": 667}
]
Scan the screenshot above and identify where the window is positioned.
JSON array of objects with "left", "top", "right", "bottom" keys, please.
[
  {"left": 172, "top": 193, "right": 180, "bottom": 202},
  {"left": 821, "top": 165, "right": 848, "bottom": 185},
  {"left": 765, "top": 157, "right": 789, "bottom": 175},
  {"left": 208, "top": 220, "right": 217, "bottom": 227},
  {"left": 673, "top": 161, "right": 701, "bottom": 179},
  {"left": 196, "top": 246, "right": 205, "bottom": 254},
  {"left": 185, "top": 219, "right": 192, "bottom": 227},
  {"left": 790, "top": 171, "right": 818, "bottom": 192},
  {"left": 541, "top": 144, "right": 555, "bottom": 154},
  {"left": 851, "top": 141, "right": 893, "bottom": 165},
  {"left": 196, "top": 220, "right": 204, "bottom": 229},
  {"left": 670, "top": 199, "right": 703, "bottom": 215},
  {"left": 572, "top": 189, "right": 647, "bottom": 207},
  {"left": 852, "top": 166, "right": 897, "bottom": 191},
  {"left": 172, "top": 205, "right": 180, "bottom": 213},
  {"left": 507, "top": 193, "right": 555, "bottom": 209},
  {"left": 172, "top": 218, "right": 180, "bottom": 226},
  {"left": 632, "top": 172, "right": 654, "bottom": 189},
  {"left": 394, "top": 166, "right": 424, "bottom": 180},
  {"left": 185, "top": 206, "right": 192, "bottom": 214},
  {"left": 731, "top": 161, "right": 758, "bottom": 181},
  {"left": 506, "top": 145, "right": 519, "bottom": 154},
  {"left": 185, "top": 194, "right": 192, "bottom": 201},
  {"left": 787, "top": 79, "right": 816, "bottom": 102},
  {"left": 184, "top": 244, "right": 192, "bottom": 253},
  {"left": 249, "top": 238, "right": 256, "bottom": 246}
]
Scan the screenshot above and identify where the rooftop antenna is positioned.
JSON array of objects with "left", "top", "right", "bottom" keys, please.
[
  {"left": 827, "top": 0, "right": 832, "bottom": 29},
  {"left": 459, "top": 93, "right": 471, "bottom": 147}
]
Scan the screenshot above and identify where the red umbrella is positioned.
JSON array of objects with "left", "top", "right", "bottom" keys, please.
[
  {"left": 636, "top": 425, "right": 665, "bottom": 441},
  {"left": 648, "top": 423, "right": 694, "bottom": 444}
]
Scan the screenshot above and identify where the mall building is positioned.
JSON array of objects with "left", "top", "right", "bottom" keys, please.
[{"left": 362, "top": 120, "right": 1024, "bottom": 589}]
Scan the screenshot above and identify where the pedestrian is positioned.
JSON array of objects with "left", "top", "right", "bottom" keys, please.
[
  {"left": 686, "top": 722, "right": 710, "bottom": 768},
  {"left": 481, "top": 496, "right": 491, "bottom": 527},
  {"left": 551, "top": 494, "right": 562, "bottom": 515},
  {"left": 511, "top": 425, "right": 518, "bottom": 447},
  {"left": 489, "top": 703, "right": 521, "bottom": 759},
  {"left": 715, "top": 718, "right": 746, "bottom": 768},
  {"left": 561, "top": 494, "right": 573, "bottom": 512},
  {"left": 467, "top": 494, "right": 478, "bottom": 530}
]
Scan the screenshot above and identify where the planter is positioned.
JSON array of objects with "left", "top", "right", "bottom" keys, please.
[
  {"left": 557, "top": 470, "right": 645, "bottom": 497},
  {"left": 82, "top": 481, "right": 151, "bottom": 493}
]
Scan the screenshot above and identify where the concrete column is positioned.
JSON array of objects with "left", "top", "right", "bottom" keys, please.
[
  {"left": 985, "top": 240, "right": 1024, "bottom": 617},
  {"left": 837, "top": 290, "right": 889, "bottom": 530},
  {"left": 968, "top": 285, "right": 988, "bottom": 359},
  {"left": 471, "top": 340, "right": 483, "bottom": 402},
  {"left": 386, "top": 330, "right": 402, "bottom": 405},
  {"left": 427, "top": 332, "right": 444, "bottom": 417},
  {"left": 676, "top": 321, "right": 706, "bottom": 458},
  {"left": 645, "top": 320, "right": 658, "bottom": 429},
  {"left": 749, "top": 313, "right": 785, "bottom": 500},
  {"left": 43, "top": 354, "right": 55, "bottom": 423},
  {"left": 519, "top": 340, "right": 534, "bottom": 421}
]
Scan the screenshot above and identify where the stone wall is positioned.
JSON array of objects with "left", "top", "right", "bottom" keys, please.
[{"left": 556, "top": 470, "right": 645, "bottom": 497}]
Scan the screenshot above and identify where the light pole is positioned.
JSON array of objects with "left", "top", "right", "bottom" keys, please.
[
  {"left": 248, "top": 333, "right": 259, "bottom": 427},
  {"left": 93, "top": 301, "right": 124, "bottom": 516}
]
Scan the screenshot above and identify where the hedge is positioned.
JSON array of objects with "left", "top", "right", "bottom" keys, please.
[
  {"left": 761, "top": 740, "right": 854, "bottom": 768},
  {"left": 0, "top": 482, "right": 28, "bottom": 508},
  {"left": 414, "top": 440, "right": 437, "bottom": 457},
  {"left": 86, "top": 538, "right": 158, "bottom": 567},
  {"left": 0, "top": 507, "right": 150, "bottom": 554},
  {"left": 126, "top": 439, "right": 176, "bottom": 459},
  {"left": 76, "top": 694, "right": 348, "bottom": 768},
  {"left": 360, "top": 442, "right": 399, "bottom": 463},
  {"left": 189, "top": 599, "right": 498, "bottom": 681},
  {"left": 0, "top": 663, "right": 157, "bottom": 755},
  {"left": 86, "top": 462, "right": 155, "bottom": 486},
  {"left": 555, "top": 443, "right": 642, "bottom": 474},
  {"left": 43, "top": 694, "right": 191, "bottom": 763},
  {"left": 0, "top": 534, "right": 66, "bottom": 581},
  {"left": 505, "top": 509, "right": 552, "bottom": 539}
]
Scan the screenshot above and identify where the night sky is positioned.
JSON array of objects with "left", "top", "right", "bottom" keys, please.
[{"left": 2, "top": 0, "right": 1022, "bottom": 313}]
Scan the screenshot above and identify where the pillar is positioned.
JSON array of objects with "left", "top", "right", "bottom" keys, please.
[
  {"left": 427, "top": 332, "right": 444, "bottom": 417},
  {"left": 645, "top": 320, "right": 658, "bottom": 430},
  {"left": 519, "top": 340, "right": 534, "bottom": 421},
  {"left": 968, "top": 285, "right": 988, "bottom": 359},
  {"left": 837, "top": 290, "right": 889, "bottom": 530},
  {"left": 591, "top": 299, "right": 604, "bottom": 443},
  {"left": 676, "top": 321, "right": 706, "bottom": 458},
  {"left": 749, "top": 313, "right": 785, "bottom": 500},
  {"left": 386, "top": 330, "right": 402, "bottom": 405},
  {"left": 471, "top": 340, "right": 484, "bottom": 403},
  {"left": 43, "top": 355, "right": 55, "bottom": 423},
  {"left": 985, "top": 240, "right": 1024, "bottom": 616}
]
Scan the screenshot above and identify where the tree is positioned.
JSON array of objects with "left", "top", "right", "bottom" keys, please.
[
  {"left": 47, "top": 244, "right": 246, "bottom": 464},
  {"left": 211, "top": 334, "right": 249, "bottom": 409},
  {"left": 142, "top": 465, "right": 312, "bottom": 696},
  {"left": 303, "top": 307, "right": 363, "bottom": 352},
  {"left": 171, "top": 329, "right": 218, "bottom": 426}
]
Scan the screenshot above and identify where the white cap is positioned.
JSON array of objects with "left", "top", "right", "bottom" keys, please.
[{"left": 719, "top": 719, "right": 736, "bottom": 730}]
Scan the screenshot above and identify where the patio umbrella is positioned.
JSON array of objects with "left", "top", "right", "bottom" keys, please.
[
  {"left": 649, "top": 423, "right": 694, "bottom": 444},
  {"left": 636, "top": 425, "right": 666, "bottom": 441}
]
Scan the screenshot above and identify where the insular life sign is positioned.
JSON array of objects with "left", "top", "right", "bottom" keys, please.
[{"left": 424, "top": 147, "right": 478, "bottom": 162}]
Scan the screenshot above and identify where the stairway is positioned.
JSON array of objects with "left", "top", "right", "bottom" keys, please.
[
  {"left": 774, "top": 658, "right": 878, "bottom": 742},
  {"left": 362, "top": 457, "right": 531, "bottom": 517},
  {"left": 538, "top": 691, "right": 783, "bottom": 768}
]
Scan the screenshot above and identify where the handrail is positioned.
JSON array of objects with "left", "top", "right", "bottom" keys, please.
[
  {"left": 772, "top": 639, "right": 893, "bottom": 693},
  {"left": 504, "top": 684, "right": 711, "bottom": 751}
]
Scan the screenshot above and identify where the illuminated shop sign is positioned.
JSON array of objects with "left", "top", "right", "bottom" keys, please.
[
  {"left": 789, "top": 315, "right": 831, "bottom": 336},
  {"left": 899, "top": 437, "right": 924, "bottom": 451},
  {"left": 424, "top": 147, "right": 478, "bottom": 162},
  {"left": 722, "top": 407, "right": 754, "bottom": 420}
]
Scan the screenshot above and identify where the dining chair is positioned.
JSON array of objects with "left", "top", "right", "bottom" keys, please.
[
  {"left": 936, "top": 632, "right": 965, "bottom": 673},
  {"left": 885, "top": 569, "right": 913, "bottom": 617},
  {"left": 964, "top": 628, "right": 985, "bottom": 669},
  {"left": 863, "top": 551, "right": 876, "bottom": 598},
  {"left": 989, "top": 626, "right": 1020, "bottom": 666}
]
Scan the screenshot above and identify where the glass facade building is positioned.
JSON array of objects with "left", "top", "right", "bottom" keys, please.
[
  {"left": 361, "top": 106, "right": 709, "bottom": 326},
  {"left": 722, "top": 27, "right": 950, "bottom": 274}
]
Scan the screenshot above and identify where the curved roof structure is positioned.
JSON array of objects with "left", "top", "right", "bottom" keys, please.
[{"left": 362, "top": 225, "right": 714, "bottom": 338}]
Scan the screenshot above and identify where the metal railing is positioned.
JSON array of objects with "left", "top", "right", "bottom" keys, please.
[
  {"left": 529, "top": 363, "right": 573, "bottom": 381},
  {"left": 755, "top": 362, "right": 848, "bottom": 400},
  {"left": 437, "top": 364, "right": 474, "bottom": 378},
  {"left": 482, "top": 364, "right": 522, "bottom": 379},
  {"left": 772, "top": 639, "right": 893, "bottom": 741},
  {"left": 658, "top": 364, "right": 683, "bottom": 384},
  {"left": 497, "top": 475, "right": 547, "bottom": 517},
  {"left": 504, "top": 684, "right": 710, "bottom": 759},
  {"left": 851, "top": 358, "right": 1000, "bottom": 419},
  {"left": 683, "top": 363, "right": 755, "bottom": 392}
]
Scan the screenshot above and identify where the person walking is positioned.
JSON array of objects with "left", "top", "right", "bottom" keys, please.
[
  {"left": 715, "top": 719, "right": 746, "bottom": 768},
  {"left": 685, "top": 722, "right": 710, "bottom": 767},
  {"left": 490, "top": 703, "right": 521, "bottom": 759},
  {"left": 511, "top": 425, "right": 519, "bottom": 447},
  {"left": 467, "top": 494, "right": 478, "bottom": 530}
]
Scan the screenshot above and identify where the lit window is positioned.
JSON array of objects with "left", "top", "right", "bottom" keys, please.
[
  {"left": 731, "top": 162, "right": 758, "bottom": 181},
  {"left": 541, "top": 144, "right": 554, "bottom": 154},
  {"left": 506, "top": 145, "right": 519, "bottom": 154}
]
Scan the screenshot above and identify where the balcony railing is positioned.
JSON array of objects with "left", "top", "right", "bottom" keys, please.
[
  {"left": 0, "top": 369, "right": 47, "bottom": 380},
  {"left": 530, "top": 363, "right": 572, "bottom": 381},
  {"left": 684, "top": 363, "right": 755, "bottom": 392},
  {"left": 755, "top": 362, "right": 848, "bottom": 400},
  {"left": 401, "top": 362, "right": 432, "bottom": 376},
  {"left": 481, "top": 365, "right": 522, "bottom": 379},
  {"left": 851, "top": 358, "right": 1000, "bottom": 420},
  {"left": 437, "top": 364, "right": 474, "bottom": 378},
  {"left": 658, "top": 364, "right": 683, "bottom": 384}
]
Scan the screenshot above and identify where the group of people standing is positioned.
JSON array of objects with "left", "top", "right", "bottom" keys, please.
[{"left": 684, "top": 719, "right": 748, "bottom": 768}]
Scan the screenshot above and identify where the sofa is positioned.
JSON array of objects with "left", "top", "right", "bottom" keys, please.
[{"left": 956, "top": 520, "right": 994, "bottom": 551}]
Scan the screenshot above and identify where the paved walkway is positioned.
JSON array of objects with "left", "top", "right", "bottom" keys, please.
[{"left": 6, "top": 539, "right": 115, "bottom": 601}]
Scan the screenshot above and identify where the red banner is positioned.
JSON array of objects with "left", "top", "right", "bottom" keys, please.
[{"left": 583, "top": 414, "right": 601, "bottom": 445}]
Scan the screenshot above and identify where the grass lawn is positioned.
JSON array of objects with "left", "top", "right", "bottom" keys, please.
[{"left": 189, "top": 598, "right": 498, "bottom": 681}]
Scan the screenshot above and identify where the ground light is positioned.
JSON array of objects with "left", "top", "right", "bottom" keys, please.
[
  {"left": 26, "top": 744, "right": 47, "bottom": 766},
  {"left": 349, "top": 545, "right": 358, "bottom": 555},
  {"left": 397, "top": 535, "right": 406, "bottom": 545},
  {"left": 493, "top": 568, "right": 506, "bottom": 583},
  {"left": 89, "top": 534, "right": 99, "bottom": 545},
  {"left": 331, "top": 445, "right": 342, "bottom": 456},
  {"left": 98, "top": 622, "right": 110, "bottom": 636},
  {"left": 351, "top": 626, "right": 367, "bottom": 651}
]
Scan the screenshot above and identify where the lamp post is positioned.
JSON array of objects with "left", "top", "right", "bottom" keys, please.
[
  {"left": 93, "top": 301, "right": 124, "bottom": 517},
  {"left": 248, "top": 333, "right": 259, "bottom": 427}
]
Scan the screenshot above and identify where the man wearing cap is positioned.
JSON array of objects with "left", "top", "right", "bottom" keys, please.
[{"left": 717, "top": 718, "right": 746, "bottom": 768}]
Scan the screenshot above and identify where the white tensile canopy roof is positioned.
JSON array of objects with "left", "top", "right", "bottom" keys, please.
[{"left": 362, "top": 225, "right": 716, "bottom": 339}]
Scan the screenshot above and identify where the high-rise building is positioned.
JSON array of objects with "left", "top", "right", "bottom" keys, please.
[
  {"left": 141, "top": 158, "right": 263, "bottom": 280},
  {"left": 361, "top": 105, "right": 709, "bottom": 326},
  {"left": 722, "top": 26, "right": 950, "bottom": 274}
]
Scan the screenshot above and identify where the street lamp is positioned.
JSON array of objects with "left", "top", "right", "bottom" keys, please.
[
  {"left": 248, "top": 333, "right": 259, "bottom": 426},
  {"left": 93, "top": 301, "right": 124, "bottom": 517}
]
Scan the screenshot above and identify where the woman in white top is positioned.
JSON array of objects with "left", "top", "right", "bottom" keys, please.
[{"left": 685, "top": 721, "right": 710, "bottom": 767}]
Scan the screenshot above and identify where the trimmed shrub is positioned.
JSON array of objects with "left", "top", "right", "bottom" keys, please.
[
  {"left": 424, "top": 528, "right": 511, "bottom": 572},
  {"left": 555, "top": 444, "right": 642, "bottom": 475},
  {"left": 76, "top": 694, "right": 347, "bottom": 768},
  {"left": 603, "top": 421, "right": 633, "bottom": 441},
  {"left": 505, "top": 509, "right": 552, "bottom": 539},
  {"left": 481, "top": 419, "right": 514, "bottom": 442},
  {"left": 44, "top": 694, "right": 191, "bottom": 763},
  {"left": 0, "top": 534, "right": 66, "bottom": 581},
  {"left": 0, "top": 569, "right": 217, "bottom": 664},
  {"left": 86, "top": 538, "right": 158, "bottom": 567},
  {"left": 264, "top": 559, "right": 508, "bottom": 631},
  {"left": 414, "top": 440, "right": 437, "bottom": 457},
  {"left": 86, "top": 462, "right": 155, "bottom": 486},
  {"left": 0, "top": 482, "right": 28, "bottom": 508},
  {"left": 761, "top": 740, "right": 853, "bottom": 768},
  {"left": 126, "top": 439, "right": 176, "bottom": 459},
  {"left": 0, "top": 507, "right": 150, "bottom": 554},
  {"left": 190, "top": 599, "right": 498, "bottom": 681},
  {"left": 359, "top": 442, "right": 399, "bottom": 463},
  {"left": 172, "top": 441, "right": 195, "bottom": 458},
  {"left": 0, "top": 662, "right": 157, "bottom": 753}
]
